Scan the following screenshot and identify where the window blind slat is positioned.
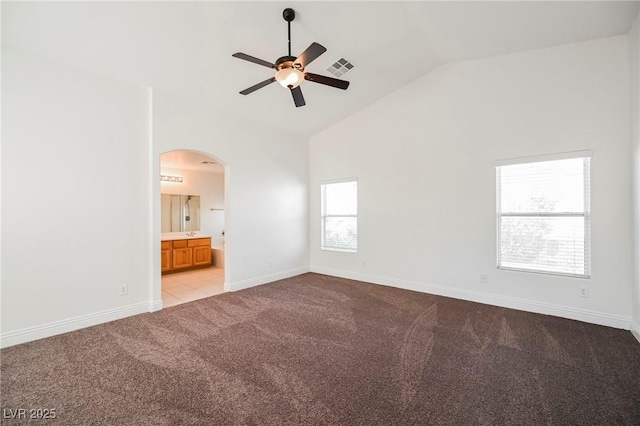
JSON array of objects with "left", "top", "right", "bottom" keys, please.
[
  {"left": 497, "top": 156, "right": 590, "bottom": 278},
  {"left": 321, "top": 180, "right": 357, "bottom": 252},
  {"left": 322, "top": 217, "right": 357, "bottom": 251}
]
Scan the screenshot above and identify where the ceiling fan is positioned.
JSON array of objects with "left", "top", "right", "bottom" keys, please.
[{"left": 232, "top": 8, "right": 350, "bottom": 108}]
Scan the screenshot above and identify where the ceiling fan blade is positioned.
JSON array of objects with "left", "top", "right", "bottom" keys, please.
[
  {"left": 290, "top": 86, "right": 306, "bottom": 107},
  {"left": 232, "top": 52, "right": 276, "bottom": 69},
  {"left": 239, "top": 77, "right": 276, "bottom": 95},
  {"left": 294, "top": 42, "right": 327, "bottom": 69},
  {"left": 304, "top": 73, "right": 350, "bottom": 90}
]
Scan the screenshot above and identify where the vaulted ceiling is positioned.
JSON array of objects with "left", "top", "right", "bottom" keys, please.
[{"left": 3, "top": 1, "right": 638, "bottom": 137}]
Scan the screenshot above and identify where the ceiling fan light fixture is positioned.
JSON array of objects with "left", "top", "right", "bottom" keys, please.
[
  {"left": 232, "top": 8, "right": 349, "bottom": 106},
  {"left": 275, "top": 68, "right": 303, "bottom": 88}
]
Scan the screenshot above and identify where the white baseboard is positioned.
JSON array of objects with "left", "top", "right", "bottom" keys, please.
[
  {"left": 4, "top": 269, "right": 633, "bottom": 348},
  {"left": 225, "top": 266, "right": 310, "bottom": 292},
  {"left": 631, "top": 321, "right": 640, "bottom": 344},
  {"left": 310, "top": 266, "right": 632, "bottom": 331},
  {"left": 148, "top": 298, "right": 163, "bottom": 312},
  {"left": 1, "top": 266, "right": 310, "bottom": 349},
  {"left": 1, "top": 301, "right": 152, "bottom": 349}
]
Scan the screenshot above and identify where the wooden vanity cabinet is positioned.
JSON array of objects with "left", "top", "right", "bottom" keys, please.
[
  {"left": 190, "top": 238, "right": 212, "bottom": 266},
  {"left": 172, "top": 247, "right": 193, "bottom": 269},
  {"left": 162, "top": 237, "right": 212, "bottom": 273},
  {"left": 161, "top": 241, "right": 172, "bottom": 272}
]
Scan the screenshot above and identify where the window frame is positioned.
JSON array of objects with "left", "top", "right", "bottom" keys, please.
[
  {"left": 320, "top": 178, "right": 358, "bottom": 253},
  {"left": 496, "top": 151, "right": 592, "bottom": 279}
]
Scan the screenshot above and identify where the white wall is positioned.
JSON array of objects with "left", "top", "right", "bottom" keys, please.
[
  {"left": 153, "top": 89, "right": 309, "bottom": 289},
  {"left": 630, "top": 13, "right": 640, "bottom": 340},
  {"left": 1, "top": 54, "right": 309, "bottom": 347},
  {"left": 310, "top": 36, "right": 633, "bottom": 328},
  {"left": 2, "top": 48, "right": 151, "bottom": 341},
  {"left": 160, "top": 167, "right": 225, "bottom": 246}
]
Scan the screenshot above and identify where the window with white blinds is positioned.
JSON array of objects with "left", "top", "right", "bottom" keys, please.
[
  {"left": 496, "top": 153, "right": 591, "bottom": 278},
  {"left": 321, "top": 179, "right": 357, "bottom": 253}
]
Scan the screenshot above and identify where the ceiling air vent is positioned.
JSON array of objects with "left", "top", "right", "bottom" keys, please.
[{"left": 326, "top": 58, "right": 354, "bottom": 78}]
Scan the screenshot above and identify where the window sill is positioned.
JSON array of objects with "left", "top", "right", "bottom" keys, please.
[
  {"left": 321, "top": 248, "right": 357, "bottom": 254},
  {"left": 498, "top": 266, "right": 590, "bottom": 279}
]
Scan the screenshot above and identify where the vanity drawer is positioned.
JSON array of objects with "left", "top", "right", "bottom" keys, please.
[
  {"left": 188, "top": 238, "right": 211, "bottom": 247},
  {"left": 172, "top": 240, "right": 188, "bottom": 249},
  {"left": 161, "top": 241, "right": 171, "bottom": 250}
]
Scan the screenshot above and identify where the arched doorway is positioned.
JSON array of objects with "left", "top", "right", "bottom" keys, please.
[{"left": 158, "top": 149, "right": 227, "bottom": 307}]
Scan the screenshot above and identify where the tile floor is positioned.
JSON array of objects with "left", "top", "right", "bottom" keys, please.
[{"left": 162, "top": 266, "right": 225, "bottom": 307}]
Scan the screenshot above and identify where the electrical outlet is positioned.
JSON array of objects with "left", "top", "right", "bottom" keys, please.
[
  {"left": 480, "top": 274, "right": 488, "bottom": 284},
  {"left": 579, "top": 286, "right": 589, "bottom": 298},
  {"left": 119, "top": 284, "right": 128, "bottom": 296}
]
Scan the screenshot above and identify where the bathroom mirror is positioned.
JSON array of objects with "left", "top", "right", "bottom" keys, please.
[{"left": 161, "top": 194, "right": 200, "bottom": 232}]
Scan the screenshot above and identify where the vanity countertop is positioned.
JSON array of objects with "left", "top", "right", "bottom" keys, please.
[{"left": 161, "top": 233, "right": 211, "bottom": 241}]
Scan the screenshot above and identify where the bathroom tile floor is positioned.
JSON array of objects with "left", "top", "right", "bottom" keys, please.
[{"left": 162, "top": 266, "right": 225, "bottom": 307}]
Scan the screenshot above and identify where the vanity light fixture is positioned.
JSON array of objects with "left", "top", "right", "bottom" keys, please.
[{"left": 161, "top": 175, "right": 183, "bottom": 183}]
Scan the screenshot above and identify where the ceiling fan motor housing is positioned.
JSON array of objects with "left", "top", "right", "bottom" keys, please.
[{"left": 276, "top": 56, "right": 301, "bottom": 71}]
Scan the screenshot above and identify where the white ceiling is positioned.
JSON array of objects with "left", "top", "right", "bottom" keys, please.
[
  {"left": 3, "top": 1, "right": 639, "bottom": 138},
  {"left": 161, "top": 151, "right": 224, "bottom": 173}
]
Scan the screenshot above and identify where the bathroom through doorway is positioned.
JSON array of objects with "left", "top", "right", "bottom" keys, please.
[{"left": 159, "top": 150, "right": 226, "bottom": 307}]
